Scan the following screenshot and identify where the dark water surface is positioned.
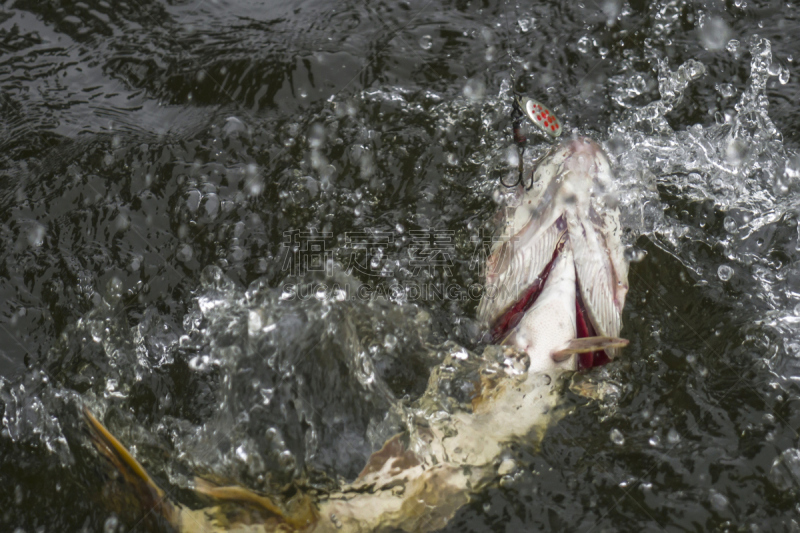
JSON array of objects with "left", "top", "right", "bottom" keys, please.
[{"left": 2, "top": 0, "right": 800, "bottom": 531}]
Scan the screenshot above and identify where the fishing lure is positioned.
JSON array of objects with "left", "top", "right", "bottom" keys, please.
[
  {"left": 516, "top": 95, "right": 562, "bottom": 138},
  {"left": 502, "top": 93, "right": 563, "bottom": 189}
]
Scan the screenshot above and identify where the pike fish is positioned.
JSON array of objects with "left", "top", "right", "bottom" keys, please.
[{"left": 84, "top": 136, "right": 629, "bottom": 532}]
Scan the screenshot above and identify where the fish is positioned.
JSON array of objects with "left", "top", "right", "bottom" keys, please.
[{"left": 83, "top": 136, "right": 629, "bottom": 532}]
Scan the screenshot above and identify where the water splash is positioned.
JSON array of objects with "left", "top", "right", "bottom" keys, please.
[
  {"left": 0, "top": 370, "right": 73, "bottom": 464},
  {"left": 610, "top": 37, "right": 790, "bottom": 238},
  {"left": 600, "top": 37, "right": 800, "bottom": 385}
]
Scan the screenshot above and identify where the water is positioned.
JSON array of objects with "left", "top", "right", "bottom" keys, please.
[{"left": 1, "top": 0, "right": 800, "bottom": 531}]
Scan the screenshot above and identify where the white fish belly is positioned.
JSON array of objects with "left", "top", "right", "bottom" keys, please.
[{"left": 509, "top": 244, "right": 578, "bottom": 373}]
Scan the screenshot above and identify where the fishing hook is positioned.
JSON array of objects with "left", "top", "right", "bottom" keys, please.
[
  {"left": 499, "top": 2, "right": 562, "bottom": 191},
  {"left": 500, "top": 94, "right": 530, "bottom": 189}
]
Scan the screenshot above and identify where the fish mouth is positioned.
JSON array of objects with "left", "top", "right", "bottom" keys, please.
[
  {"left": 486, "top": 233, "right": 610, "bottom": 369},
  {"left": 479, "top": 137, "right": 629, "bottom": 370}
]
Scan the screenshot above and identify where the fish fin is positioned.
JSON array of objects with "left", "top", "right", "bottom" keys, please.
[
  {"left": 193, "top": 477, "right": 318, "bottom": 529},
  {"left": 551, "top": 336, "right": 629, "bottom": 361},
  {"left": 478, "top": 216, "right": 566, "bottom": 327},
  {"left": 83, "top": 407, "right": 178, "bottom": 528},
  {"left": 565, "top": 158, "right": 629, "bottom": 359}
]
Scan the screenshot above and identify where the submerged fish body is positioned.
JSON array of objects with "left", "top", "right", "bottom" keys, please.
[{"left": 84, "top": 136, "right": 629, "bottom": 532}]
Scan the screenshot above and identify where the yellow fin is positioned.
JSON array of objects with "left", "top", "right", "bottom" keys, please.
[
  {"left": 83, "top": 407, "right": 177, "bottom": 526},
  {"left": 551, "top": 336, "right": 629, "bottom": 361},
  {"left": 194, "top": 477, "right": 318, "bottom": 529}
]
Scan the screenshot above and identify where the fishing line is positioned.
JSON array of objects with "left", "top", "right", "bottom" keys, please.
[
  {"left": 501, "top": 0, "right": 527, "bottom": 189},
  {"left": 499, "top": 1, "right": 563, "bottom": 190}
]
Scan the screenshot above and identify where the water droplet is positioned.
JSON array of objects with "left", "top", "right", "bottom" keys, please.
[
  {"left": 280, "top": 286, "right": 295, "bottom": 301},
  {"left": 176, "top": 243, "right": 193, "bottom": 263},
  {"left": 463, "top": 78, "right": 486, "bottom": 102},
  {"left": 104, "top": 515, "right": 119, "bottom": 533},
  {"left": 105, "top": 277, "right": 123, "bottom": 304},
  {"left": 223, "top": 116, "right": 247, "bottom": 138},
  {"left": 752, "top": 37, "right": 771, "bottom": 58},
  {"left": 667, "top": 428, "right": 681, "bottom": 444},
  {"left": 446, "top": 153, "right": 459, "bottom": 166},
  {"left": 710, "top": 490, "right": 729, "bottom": 511},
  {"left": 315, "top": 285, "right": 328, "bottom": 300},
  {"left": 114, "top": 212, "right": 130, "bottom": 233},
  {"left": 726, "top": 39, "right": 740, "bottom": 54},
  {"left": 260, "top": 388, "right": 274, "bottom": 405},
  {"left": 779, "top": 65, "right": 790, "bottom": 85},
  {"left": 577, "top": 35, "right": 591, "bottom": 54},
  {"left": 698, "top": 17, "right": 732, "bottom": 51},
  {"left": 517, "top": 18, "right": 531, "bottom": 33},
  {"left": 723, "top": 216, "right": 738, "bottom": 233},
  {"left": 278, "top": 450, "right": 296, "bottom": 471},
  {"left": 384, "top": 333, "right": 398, "bottom": 352},
  {"left": 770, "top": 448, "right": 800, "bottom": 491},
  {"left": 717, "top": 264, "right": 734, "bottom": 281},
  {"left": 793, "top": 303, "right": 800, "bottom": 316},
  {"left": 419, "top": 35, "right": 433, "bottom": 50},
  {"left": 786, "top": 157, "right": 800, "bottom": 182},
  {"left": 26, "top": 223, "right": 46, "bottom": 248},
  {"left": 236, "top": 444, "right": 249, "bottom": 462},
  {"left": 186, "top": 189, "right": 201, "bottom": 213},
  {"left": 248, "top": 310, "right": 262, "bottom": 333},
  {"left": 452, "top": 347, "right": 469, "bottom": 360},
  {"left": 497, "top": 458, "right": 516, "bottom": 475},
  {"left": 624, "top": 248, "right": 647, "bottom": 263},
  {"left": 683, "top": 59, "right": 706, "bottom": 80},
  {"left": 601, "top": 0, "right": 621, "bottom": 23},
  {"left": 309, "top": 123, "right": 326, "bottom": 150},
  {"left": 716, "top": 83, "right": 736, "bottom": 98},
  {"left": 245, "top": 165, "right": 264, "bottom": 196},
  {"left": 610, "top": 428, "right": 625, "bottom": 445}
]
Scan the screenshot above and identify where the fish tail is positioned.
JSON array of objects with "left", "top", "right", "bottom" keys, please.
[{"left": 83, "top": 407, "right": 179, "bottom": 529}]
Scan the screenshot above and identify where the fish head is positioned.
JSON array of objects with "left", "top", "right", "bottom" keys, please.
[{"left": 479, "top": 137, "right": 629, "bottom": 372}]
